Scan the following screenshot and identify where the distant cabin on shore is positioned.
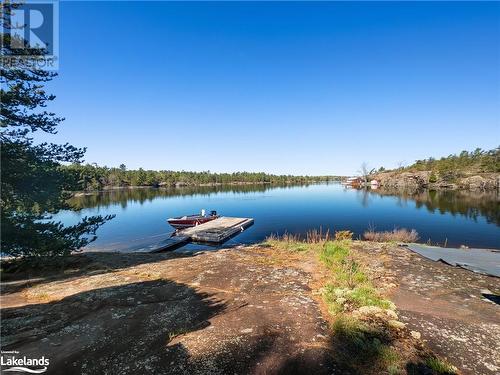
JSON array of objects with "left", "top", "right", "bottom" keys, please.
[{"left": 343, "top": 177, "right": 363, "bottom": 186}]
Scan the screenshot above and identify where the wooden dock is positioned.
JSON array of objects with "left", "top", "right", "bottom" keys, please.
[
  {"left": 180, "top": 217, "right": 254, "bottom": 243},
  {"left": 147, "top": 217, "right": 254, "bottom": 252}
]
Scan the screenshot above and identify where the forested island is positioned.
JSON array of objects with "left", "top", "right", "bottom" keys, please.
[
  {"left": 62, "top": 164, "right": 340, "bottom": 192},
  {"left": 396, "top": 147, "right": 499, "bottom": 175},
  {"left": 371, "top": 147, "right": 500, "bottom": 191}
]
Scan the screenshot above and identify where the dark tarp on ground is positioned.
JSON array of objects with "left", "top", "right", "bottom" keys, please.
[{"left": 404, "top": 244, "right": 500, "bottom": 278}]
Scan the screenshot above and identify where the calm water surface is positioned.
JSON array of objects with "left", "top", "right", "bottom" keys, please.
[{"left": 58, "top": 183, "right": 499, "bottom": 251}]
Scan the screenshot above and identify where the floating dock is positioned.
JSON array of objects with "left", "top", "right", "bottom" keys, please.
[
  {"left": 149, "top": 217, "right": 254, "bottom": 253},
  {"left": 180, "top": 217, "right": 254, "bottom": 243}
]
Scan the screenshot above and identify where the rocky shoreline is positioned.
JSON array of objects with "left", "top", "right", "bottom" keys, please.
[
  {"left": 372, "top": 171, "right": 499, "bottom": 191},
  {"left": 1, "top": 241, "right": 498, "bottom": 374}
]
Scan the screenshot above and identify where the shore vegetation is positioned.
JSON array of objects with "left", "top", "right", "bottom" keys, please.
[
  {"left": 363, "top": 228, "right": 419, "bottom": 243},
  {"left": 407, "top": 147, "right": 499, "bottom": 174},
  {"left": 264, "top": 233, "right": 456, "bottom": 374}
]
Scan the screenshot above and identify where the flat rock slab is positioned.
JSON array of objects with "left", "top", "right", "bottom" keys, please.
[
  {"left": 353, "top": 242, "right": 500, "bottom": 375},
  {"left": 0, "top": 248, "right": 334, "bottom": 375}
]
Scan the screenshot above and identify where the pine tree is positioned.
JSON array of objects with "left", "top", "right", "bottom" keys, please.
[{"left": 1, "top": 2, "right": 112, "bottom": 259}]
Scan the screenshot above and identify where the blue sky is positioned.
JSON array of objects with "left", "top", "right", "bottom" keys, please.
[{"left": 39, "top": 1, "right": 500, "bottom": 175}]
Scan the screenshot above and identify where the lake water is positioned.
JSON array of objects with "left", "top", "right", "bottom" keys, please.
[{"left": 58, "top": 183, "right": 499, "bottom": 252}]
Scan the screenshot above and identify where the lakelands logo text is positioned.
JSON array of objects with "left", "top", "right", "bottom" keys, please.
[{"left": 1, "top": 351, "right": 49, "bottom": 373}]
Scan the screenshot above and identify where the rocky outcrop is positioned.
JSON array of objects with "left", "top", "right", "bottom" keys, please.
[
  {"left": 458, "top": 175, "right": 499, "bottom": 191},
  {"left": 372, "top": 171, "right": 499, "bottom": 191},
  {"left": 372, "top": 171, "right": 431, "bottom": 190}
]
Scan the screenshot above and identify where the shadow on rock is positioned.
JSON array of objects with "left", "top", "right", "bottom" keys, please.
[{"left": 1, "top": 279, "right": 226, "bottom": 374}]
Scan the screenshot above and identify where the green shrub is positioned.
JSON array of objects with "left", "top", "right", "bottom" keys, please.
[{"left": 425, "top": 356, "right": 458, "bottom": 374}]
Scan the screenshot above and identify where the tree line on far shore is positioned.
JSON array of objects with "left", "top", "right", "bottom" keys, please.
[
  {"left": 374, "top": 147, "right": 500, "bottom": 176},
  {"left": 406, "top": 147, "right": 499, "bottom": 174},
  {"left": 62, "top": 164, "right": 340, "bottom": 191}
]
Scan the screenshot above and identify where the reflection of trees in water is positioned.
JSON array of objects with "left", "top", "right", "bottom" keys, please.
[
  {"left": 355, "top": 189, "right": 371, "bottom": 208},
  {"left": 369, "top": 188, "right": 500, "bottom": 226},
  {"left": 68, "top": 184, "right": 308, "bottom": 210}
]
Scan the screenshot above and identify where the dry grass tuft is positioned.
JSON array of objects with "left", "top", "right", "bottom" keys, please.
[
  {"left": 265, "top": 227, "right": 332, "bottom": 249},
  {"left": 306, "top": 227, "right": 331, "bottom": 243},
  {"left": 335, "top": 230, "right": 354, "bottom": 241},
  {"left": 363, "top": 228, "right": 419, "bottom": 243}
]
